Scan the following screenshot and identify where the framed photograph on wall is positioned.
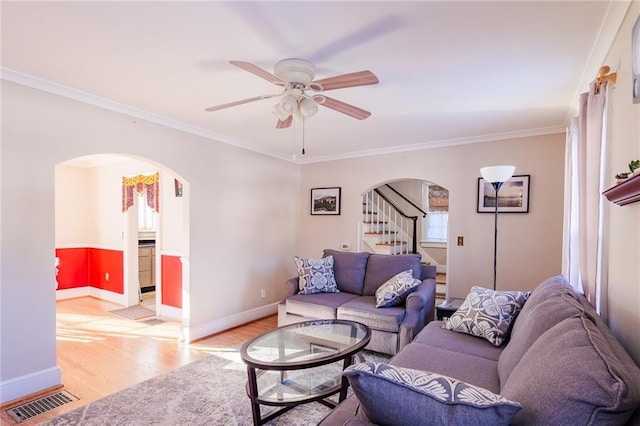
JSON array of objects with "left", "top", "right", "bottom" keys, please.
[
  {"left": 310, "top": 187, "right": 341, "bottom": 215},
  {"left": 174, "top": 179, "right": 183, "bottom": 197},
  {"left": 477, "top": 175, "right": 530, "bottom": 213}
]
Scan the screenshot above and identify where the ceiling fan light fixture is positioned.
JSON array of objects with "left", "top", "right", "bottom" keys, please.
[
  {"left": 272, "top": 103, "right": 291, "bottom": 121},
  {"left": 299, "top": 97, "right": 318, "bottom": 117},
  {"left": 280, "top": 94, "right": 298, "bottom": 112}
]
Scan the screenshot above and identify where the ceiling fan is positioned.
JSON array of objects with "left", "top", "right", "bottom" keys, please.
[{"left": 205, "top": 59, "right": 379, "bottom": 129}]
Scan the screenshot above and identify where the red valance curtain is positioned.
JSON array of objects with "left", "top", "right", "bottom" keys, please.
[{"left": 122, "top": 173, "right": 160, "bottom": 213}]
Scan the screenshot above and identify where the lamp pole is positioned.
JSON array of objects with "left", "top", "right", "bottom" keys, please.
[
  {"left": 480, "top": 165, "right": 515, "bottom": 292},
  {"left": 491, "top": 181, "right": 504, "bottom": 291}
]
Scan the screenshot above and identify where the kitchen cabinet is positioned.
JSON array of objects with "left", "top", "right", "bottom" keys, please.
[{"left": 138, "top": 245, "right": 155, "bottom": 289}]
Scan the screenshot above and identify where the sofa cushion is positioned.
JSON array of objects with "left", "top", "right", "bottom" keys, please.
[
  {"left": 362, "top": 253, "right": 422, "bottom": 296},
  {"left": 391, "top": 342, "right": 501, "bottom": 393},
  {"left": 338, "top": 296, "right": 405, "bottom": 333},
  {"left": 415, "top": 321, "right": 504, "bottom": 362},
  {"left": 285, "top": 292, "right": 359, "bottom": 319},
  {"left": 443, "top": 286, "right": 530, "bottom": 346},
  {"left": 294, "top": 255, "right": 339, "bottom": 294},
  {"left": 498, "top": 276, "right": 584, "bottom": 385},
  {"left": 344, "top": 362, "right": 521, "bottom": 426},
  {"left": 374, "top": 269, "right": 420, "bottom": 308},
  {"left": 500, "top": 315, "right": 640, "bottom": 425},
  {"left": 323, "top": 249, "right": 370, "bottom": 295}
]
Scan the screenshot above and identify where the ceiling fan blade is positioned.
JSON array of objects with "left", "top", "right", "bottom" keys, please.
[
  {"left": 316, "top": 96, "right": 371, "bottom": 120},
  {"left": 205, "top": 94, "right": 279, "bottom": 112},
  {"left": 311, "top": 70, "right": 379, "bottom": 91},
  {"left": 276, "top": 115, "right": 293, "bottom": 129},
  {"left": 230, "top": 60, "right": 285, "bottom": 85}
]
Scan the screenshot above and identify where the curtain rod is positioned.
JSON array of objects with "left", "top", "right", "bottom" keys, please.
[{"left": 596, "top": 65, "right": 617, "bottom": 86}]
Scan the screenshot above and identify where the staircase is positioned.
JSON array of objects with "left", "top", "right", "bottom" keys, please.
[{"left": 361, "top": 188, "right": 447, "bottom": 299}]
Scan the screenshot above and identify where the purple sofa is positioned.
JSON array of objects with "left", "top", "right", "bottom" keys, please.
[
  {"left": 320, "top": 275, "right": 640, "bottom": 425},
  {"left": 278, "top": 250, "right": 437, "bottom": 355}
]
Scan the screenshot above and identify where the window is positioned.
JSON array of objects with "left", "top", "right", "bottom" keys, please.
[
  {"left": 138, "top": 192, "right": 157, "bottom": 231},
  {"left": 422, "top": 183, "right": 449, "bottom": 243}
]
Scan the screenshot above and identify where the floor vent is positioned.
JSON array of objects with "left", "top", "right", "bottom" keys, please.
[{"left": 5, "top": 390, "right": 78, "bottom": 423}]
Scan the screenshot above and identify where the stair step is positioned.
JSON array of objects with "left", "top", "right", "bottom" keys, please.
[
  {"left": 375, "top": 241, "right": 407, "bottom": 246},
  {"left": 363, "top": 220, "right": 388, "bottom": 224},
  {"left": 436, "top": 272, "right": 446, "bottom": 284},
  {"left": 364, "top": 231, "right": 397, "bottom": 235}
]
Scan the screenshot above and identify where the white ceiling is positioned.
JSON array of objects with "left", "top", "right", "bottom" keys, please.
[{"left": 0, "top": 1, "right": 626, "bottom": 163}]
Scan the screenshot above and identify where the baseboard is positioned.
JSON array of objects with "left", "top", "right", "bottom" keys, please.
[
  {"left": 56, "top": 287, "right": 126, "bottom": 306},
  {"left": 183, "top": 303, "right": 278, "bottom": 343},
  {"left": 0, "top": 366, "right": 61, "bottom": 405},
  {"left": 88, "top": 288, "right": 125, "bottom": 305},
  {"left": 55, "top": 286, "right": 90, "bottom": 300}
]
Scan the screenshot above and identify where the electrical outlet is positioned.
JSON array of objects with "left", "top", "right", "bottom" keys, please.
[
  {"left": 105, "top": 272, "right": 110, "bottom": 281},
  {"left": 260, "top": 289, "right": 266, "bottom": 298},
  {"left": 457, "top": 236, "right": 464, "bottom": 246}
]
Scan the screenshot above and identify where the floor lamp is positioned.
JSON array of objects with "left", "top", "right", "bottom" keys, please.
[{"left": 480, "top": 165, "right": 515, "bottom": 290}]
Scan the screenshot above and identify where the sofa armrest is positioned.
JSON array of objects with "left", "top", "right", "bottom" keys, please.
[
  {"left": 399, "top": 278, "right": 436, "bottom": 350},
  {"left": 406, "top": 278, "right": 435, "bottom": 312},
  {"left": 284, "top": 276, "right": 299, "bottom": 298}
]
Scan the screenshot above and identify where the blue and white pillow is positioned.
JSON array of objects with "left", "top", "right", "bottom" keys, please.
[
  {"left": 443, "top": 286, "right": 530, "bottom": 346},
  {"left": 375, "top": 269, "right": 421, "bottom": 308},
  {"left": 344, "top": 362, "right": 522, "bottom": 425},
  {"left": 294, "top": 255, "right": 339, "bottom": 294}
]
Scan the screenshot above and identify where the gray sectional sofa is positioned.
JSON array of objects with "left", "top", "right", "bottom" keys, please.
[
  {"left": 320, "top": 275, "right": 640, "bottom": 425},
  {"left": 278, "top": 249, "right": 437, "bottom": 355}
]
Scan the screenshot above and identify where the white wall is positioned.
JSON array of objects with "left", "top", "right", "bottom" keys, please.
[
  {"left": 299, "top": 134, "right": 566, "bottom": 297},
  {"left": 55, "top": 165, "right": 96, "bottom": 245},
  {"left": 601, "top": 4, "right": 640, "bottom": 365},
  {"left": 0, "top": 81, "right": 300, "bottom": 403}
]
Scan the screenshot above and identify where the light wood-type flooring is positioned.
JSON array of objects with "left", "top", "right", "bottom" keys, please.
[{"left": 0, "top": 296, "right": 277, "bottom": 425}]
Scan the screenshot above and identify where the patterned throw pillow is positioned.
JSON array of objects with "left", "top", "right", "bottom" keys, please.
[
  {"left": 294, "top": 255, "right": 339, "bottom": 295},
  {"left": 442, "top": 286, "right": 530, "bottom": 346},
  {"left": 374, "top": 270, "right": 421, "bottom": 308},
  {"left": 344, "top": 362, "right": 522, "bottom": 425}
]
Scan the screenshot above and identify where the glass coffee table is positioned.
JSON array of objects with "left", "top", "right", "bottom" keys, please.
[{"left": 240, "top": 319, "right": 371, "bottom": 425}]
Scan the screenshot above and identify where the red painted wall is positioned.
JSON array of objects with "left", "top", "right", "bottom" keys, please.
[
  {"left": 55, "top": 247, "right": 123, "bottom": 293},
  {"left": 162, "top": 255, "right": 182, "bottom": 308},
  {"left": 88, "top": 248, "right": 124, "bottom": 293},
  {"left": 55, "top": 248, "right": 89, "bottom": 290}
]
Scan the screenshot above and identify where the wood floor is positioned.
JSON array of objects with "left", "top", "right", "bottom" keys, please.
[{"left": 0, "top": 297, "right": 277, "bottom": 425}]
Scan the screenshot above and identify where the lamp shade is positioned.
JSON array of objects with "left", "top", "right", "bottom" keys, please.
[{"left": 480, "top": 165, "right": 516, "bottom": 183}]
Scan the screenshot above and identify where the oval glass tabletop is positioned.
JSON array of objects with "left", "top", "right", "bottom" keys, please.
[{"left": 241, "top": 319, "right": 370, "bottom": 369}]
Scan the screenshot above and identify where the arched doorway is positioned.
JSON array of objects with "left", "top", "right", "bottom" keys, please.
[
  {"left": 54, "top": 154, "right": 189, "bottom": 325},
  {"left": 360, "top": 178, "right": 449, "bottom": 299}
]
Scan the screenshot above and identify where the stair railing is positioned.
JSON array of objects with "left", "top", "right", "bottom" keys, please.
[{"left": 363, "top": 189, "right": 419, "bottom": 254}]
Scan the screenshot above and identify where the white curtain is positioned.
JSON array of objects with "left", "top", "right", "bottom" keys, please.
[{"left": 563, "top": 81, "right": 611, "bottom": 318}]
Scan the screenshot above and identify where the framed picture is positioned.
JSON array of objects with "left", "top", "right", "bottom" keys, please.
[
  {"left": 174, "top": 179, "right": 183, "bottom": 197},
  {"left": 310, "top": 187, "right": 341, "bottom": 215},
  {"left": 477, "top": 175, "right": 530, "bottom": 213}
]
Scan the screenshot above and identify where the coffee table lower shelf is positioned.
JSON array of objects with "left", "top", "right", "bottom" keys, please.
[{"left": 245, "top": 359, "right": 350, "bottom": 425}]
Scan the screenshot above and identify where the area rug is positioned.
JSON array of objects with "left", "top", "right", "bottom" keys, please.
[
  {"left": 109, "top": 306, "right": 156, "bottom": 321},
  {"left": 39, "top": 348, "right": 389, "bottom": 425}
]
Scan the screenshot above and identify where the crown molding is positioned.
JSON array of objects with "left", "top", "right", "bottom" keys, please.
[
  {"left": 0, "top": 67, "right": 293, "bottom": 163},
  {"left": 296, "top": 126, "right": 566, "bottom": 164},
  {"left": 2, "top": 67, "right": 565, "bottom": 166}
]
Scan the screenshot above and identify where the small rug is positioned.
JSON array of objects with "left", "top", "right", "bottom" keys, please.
[
  {"left": 109, "top": 306, "right": 156, "bottom": 320},
  {"left": 40, "top": 348, "right": 389, "bottom": 425}
]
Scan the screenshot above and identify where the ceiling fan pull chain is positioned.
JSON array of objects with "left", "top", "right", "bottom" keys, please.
[{"left": 302, "top": 117, "right": 306, "bottom": 155}]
